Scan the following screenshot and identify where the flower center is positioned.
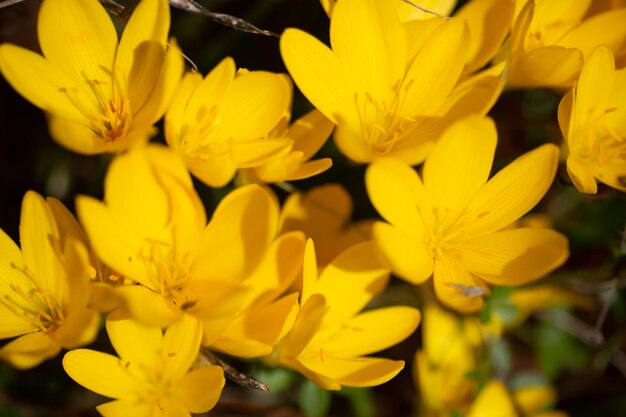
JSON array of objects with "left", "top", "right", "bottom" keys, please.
[
  {"left": 355, "top": 82, "right": 418, "bottom": 157},
  {"left": 420, "top": 206, "right": 469, "bottom": 261},
  {"left": 59, "top": 76, "right": 131, "bottom": 142},
  {"left": 1, "top": 263, "right": 65, "bottom": 333},
  {"left": 138, "top": 239, "right": 196, "bottom": 311}
]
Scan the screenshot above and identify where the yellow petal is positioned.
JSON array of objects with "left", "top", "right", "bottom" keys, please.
[
  {"left": 389, "top": 68, "right": 504, "bottom": 165},
  {"left": 456, "top": 0, "right": 514, "bottom": 73},
  {"left": 330, "top": 0, "right": 406, "bottom": 102},
  {"left": 138, "top": 41, "right": 184, "bottom": 126},
  {"left": 423, "top": 116, "right": 497, "bottom": 216},
  {"left": 403, "top": 17, "right": 447, "bottom": 63},
  {"left": 165, "top": 71, "right": 203, "bottom": 148},
  {"left": 467, "top": 381, "right": 518, "bottom": 417},
  {"left": 323, "top": 306, "right": 421, "bottom": 357},
  {"left": 105, "top": 317, "right": 162, "bottom": 364},
  {"left": 558, "top": 90, "right": 573, "bottom": 143},
  {"left": 298, "top": 354, "right": 404, "bottom": 388},
  {"left": 115, "top": 0, "right": 169, "bottom": 78},
  {"left": 279, "top": 294, "right": 327, "bottom": 359},
  {"left": 0, "top": 304, "right": 32, "bottom": 339},
  {"left": 162, "top": 315, "right": 203, "bottom": 380},
  {"left": 54, "top": 309, "right": 99, "bottom": 349},
  {"left": 288, "top": 109, "right": 335, "bottom": 159},
  {"left": 185, "top": 156, "right": 237, "bottom": 187},
  {"left": 231, "top": 138, "right": 293, "bottom": 168},
  {"left": 210, "top": 72, "right": 291, "bottom": 142},
  {"left": 0, "top": 332, "right": 60, "bottom": 369},
  {"left": 192, "top": 185, "right": 277, "bottom": 283},
  {"left": 509, "top": 46, "right": 583, "bottom": 88},
  {"left": 124, "top": 40, "right": 165, "bottom": 114},
  {"left": 104, "top": 147, "right": 172, "bottom": 240},
  {"left": 63, "top": 349, "right": 139, "bottom": 399},
  {"left": 96, "top": 400, "right": 153, "bottom": 417},
  {"left": 20, "top": 191, "right": 62, "bottom": 297},
  {"left": 173, "top": 366, "right": 225, "bottom": 413},
  {"left": 366, "top": 158, "right": 428, "bottom": 235},
  {"left": 114, "top": 285, "right": 182, "bottom": 327},
  {"left": 0, "top": 44, "right": 85, "bottom": 121},
  {"left": 316, "top": 242, "right": 389, "bottom": 324},
  {"left": 372, "top": 222, "right": 433, "bottom": 284},
  {"left": 400, "top": 18, "right": 468, "bottom": 117},
  {"left": 211, "top": 293, "right": 299, "bottom": 358},
  {"left": 38, "top": 0, "right": 117, "bottom": 88},
  {"left": 186, "top": 58, "right": 235, "bottom": 124},
  {"left": 76, "top": 196, "right": 151, "bottom": 286},
  {"left": 301, "top": 238, "right": 319, "bottom": 303},
  {"left": 461, "top": 228, "right": 569, "bottom": 285},
  {"left": 244, "top": 232, "right": 306, "bottom": 303},
  {"left": 333, "top": 123, "right": 374, "bottom": 163},
  {"left": 280, "top": 158, "right": 333, "bottom": 182},
  {"left": 571, "top": 46, "right": 614, "bottom": 141},
  {"left": 558, "top": 9, "right": 626, "bottom": 59},
  {"left": 280, "top": 28, "right": 354, "bottom": 125},
  {"left": 46, "top": 197, "right": 88, "bottom": 246},
  {"left": 463, "top": 144, "right": 559, "bottom": 236},
  {"left": 433, "top": 260, "right": 485, "bottom": 313},
  {"left": 566, "top": 157, "right": 598, "bottom": 194}
]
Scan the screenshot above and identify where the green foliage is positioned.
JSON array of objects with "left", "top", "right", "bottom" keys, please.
[
  {"left": 537, "top": 310, "right": 589, "bottom": 377},
  {"left": 297, "top": 380, "right": 332, "bottom": 417}
]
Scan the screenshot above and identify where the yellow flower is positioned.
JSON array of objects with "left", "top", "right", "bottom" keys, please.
[
  {"left": 63, "top": 315, "right": 224, "bottom": 417},
  {"left": 366, "top": 115, "right": 569, "bottom": 312},
  {"left": 279, "top": 184, "right": 373, "bottom": 267},
  {"left": 558, "top": 46, "right": 626, "bottom": 193},
  {"left": 414, "top": 303, "right": 481, "bottom": 415},
  {"left": 281, "top": 0, "right": 502, "bottom": 164},
  {"left": 268, "top": 239, "right": 421, "bottom": 390},
  {"left": 238, "top": 109, "right": 334, "bottom": 184},
  {"left": 165, "top": 58, "right": 293, "bottom": 187},
  {"left": 0, "top": 0, "right": 183, "bottom": 154},
  {"left": 506, "top": 0, "right": 626, "bottom": 88},
  {"left": 77, "top": 145, "right": 301, "bottom": 349},
  {"left": 0, "top": 191, "right": 99, "bottom": 369}
]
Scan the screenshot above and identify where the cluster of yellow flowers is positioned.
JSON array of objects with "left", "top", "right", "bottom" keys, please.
[{"left": 0, "top": 0, "right": 624, "bottom": 416}]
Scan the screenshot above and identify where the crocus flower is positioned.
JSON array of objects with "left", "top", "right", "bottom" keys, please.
[
  {"left": 0, "top": 0, "right": 182, "bottom": 154},
  {"left": 366, "top": 115, "right": 568, "bottom": 312},
  {"left": 64, "top": 315, "right": 224, "bottom": 417},
  {"left": 165, "top": 57, "right": 293, "bottom": 187},
  {"left": 506, "top": 0, "right": 626, "bottom": 88},
  {"left": 281, "top": 0, "right": 501, "bottom": 164},
  {"left": 268, "top": 239, "right": 421, "bottom": 390},
  {"left": 0, "top": 191, "right": 99, "bottom": 369},
  {"left": 558, "top": 45, "right": 626, "bottom": 193},
  {"left": 77, "top": 145, "right": 302, "bottom": 348}
]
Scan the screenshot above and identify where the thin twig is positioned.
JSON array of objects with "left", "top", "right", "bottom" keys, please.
[
  {"left": 201, "top": 348, "right": 270, "bottom": 392},
  {"left": 169, "top": 0, "right": 278, "bottom": 37},
  {"left": 401, "top": 0, "right": 449, "bottom": 18},
  {"left": 0, "top": 0, "right": 27, "bottom": 9}
]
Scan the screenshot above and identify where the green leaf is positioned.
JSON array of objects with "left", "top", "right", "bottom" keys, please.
[
  {"left": 537, "top": 315, "right": 588, "bottom": 377},
  {"left": 488, "top": 338, "right": 512, "bottom": 377},
  {"left": 337, "top": 387, "right": 375, "bottom": 417},
  {"left": 298, "top": 380, "right": 332, "bottom": 417}
]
